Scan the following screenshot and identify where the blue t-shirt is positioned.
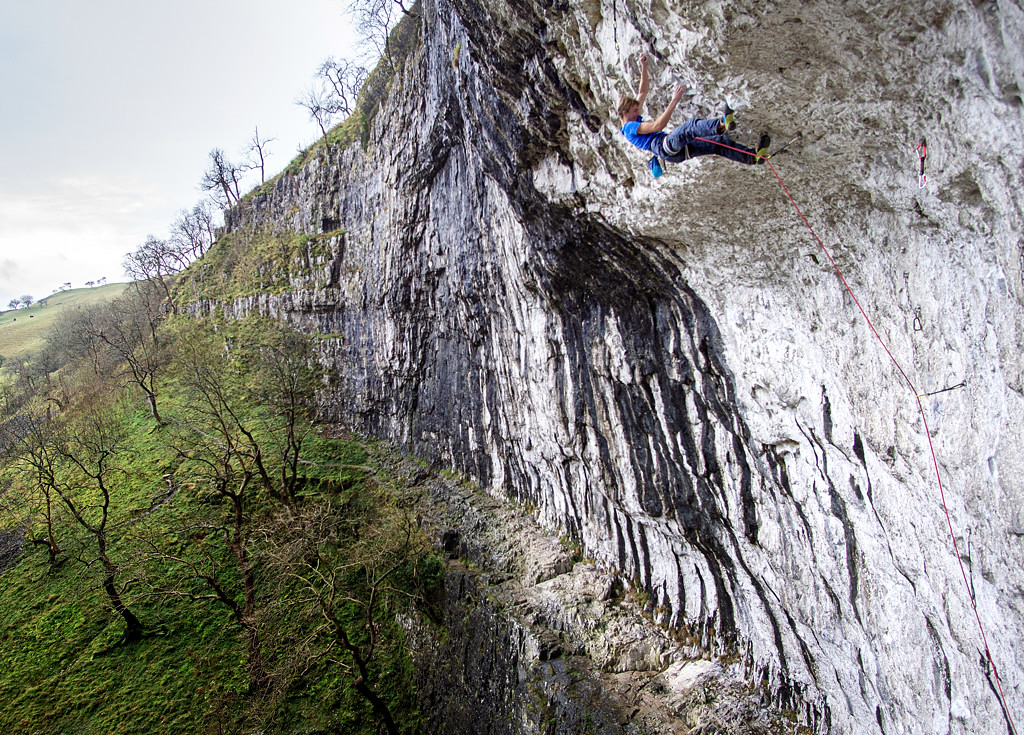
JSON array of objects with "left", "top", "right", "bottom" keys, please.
[{"left": 621, "top": 117, "right": 665, "bottom": 153}]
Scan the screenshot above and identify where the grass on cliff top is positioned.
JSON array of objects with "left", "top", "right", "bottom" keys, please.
[{"left": 0, "top": 283, "right": 128, "bottom": 360}]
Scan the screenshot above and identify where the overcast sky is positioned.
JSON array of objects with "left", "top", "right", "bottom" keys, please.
[{"left": 0, "top": 0, "right": 359, "bottom": 308}]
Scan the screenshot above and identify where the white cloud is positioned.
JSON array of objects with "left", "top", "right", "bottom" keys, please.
[
  {"left": 0, "top": 0, "right": 361, "bottom": 308},
  {"left": 0, "top": 175, "right": 168, "bottom": 303}
]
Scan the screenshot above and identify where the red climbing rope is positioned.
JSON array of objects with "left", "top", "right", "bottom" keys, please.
[{"left": 691, "top": 135, "right": 1018, "bottom": 734}]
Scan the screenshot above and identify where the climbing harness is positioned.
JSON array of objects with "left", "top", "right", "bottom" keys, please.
[
  {"left": 690, "top": 133, "right": 1018, "bottom": 735},
  {"left": 915, "top": 138, "right": 928, "bottom": 188}
]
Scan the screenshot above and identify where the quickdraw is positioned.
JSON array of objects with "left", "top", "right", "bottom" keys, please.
[
  {"left": 917, "top": 379, "right": 966, "bottom": 399},
  {"left": 915, "top": 138, "right": 928, "bottom": 188},
  {"left": 765, "top": 132, "right": 802, "bottom": 158}
]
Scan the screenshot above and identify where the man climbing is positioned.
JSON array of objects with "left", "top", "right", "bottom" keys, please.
[{"left": 617, "top": 53, "right": 770, "bottom": 174}]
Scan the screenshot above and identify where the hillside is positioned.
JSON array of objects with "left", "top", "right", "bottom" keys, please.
[
  {"left": 2, "top": 0, "right": 1022, "bottom": 732},
  {"left": 0, "top": 283, "right": 129, "bottom": 360},
  {"left": 0, "top": 311, "right": 441, "bottom": 734},
  {"left": 192, "top": 0, "right": 1024, "bottom": 732}
]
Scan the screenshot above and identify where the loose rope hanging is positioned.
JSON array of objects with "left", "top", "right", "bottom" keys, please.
[{"left": 690, "top": 134, "right": 1018, "bottom": 734}]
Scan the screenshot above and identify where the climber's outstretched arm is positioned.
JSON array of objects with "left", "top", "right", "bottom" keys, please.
[
  {"left": 635, "top": 53, "right": 651, "bottom": 109},
  {"left": 636, "top": 84, "right": 686, "bottom": 135}
]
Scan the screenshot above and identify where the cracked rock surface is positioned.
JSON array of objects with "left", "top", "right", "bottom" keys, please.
[
  {"left": 207, "top": 0, "right": 1024, "bottom": 731},
  {"left": 378, "top": 447, "right": 800, "bottom": 734}
]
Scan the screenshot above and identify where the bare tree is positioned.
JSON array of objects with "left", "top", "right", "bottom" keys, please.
[
  {"left": 44, "top": 395, "right": 144, "bottom": 643},
  {"left": 247, "top": 127, "right": 277, "bottom": 185},
  {"left": 9, "top": 423, "right": 65, "bottom": 569},
  {"left": 44, "top": 284, "right": 165, "bottom": 423},
  {"left": 297, "top": 58, "right": 367, "bottom": 141},
  {"left": 319, "top": 58, "right": 367, "bottom": 117},
  {"left": 46, "top": 304, "right": 111, "bottom": 379},
  {"left": 4, "top": 354, "right": 42, "bottom": 396},
  {"left": 200, "top": 148, "right": 244, "bottom": 209},
  {"left": 122, "top": 235, "right": 191, "bottom": 310},
  {"left": 161, "top": 326, "right": 282, "bottom": 690},
  {"left": 347, "top": 0, "right": 418, "bottom": 67},
  {"left": 266, "top": 496, "right": 434, "bottom": 735},
  {"left": 96, "top": 286, "right": 166, "bottom": 424},
  {"left": 296, "top": 84, "right": 338, "bottom": 141},
  {"left": 7, "top": 298, "right": 20, "bottom": 310},
  {"left": 19, "top": 295, "right": 34, "bottom": 308},
  {"left": 243, "top": 327, "right": 320, "bottom": 506},
  {"left": 170, "top": 200, "right": 217, "bottom": 261}
]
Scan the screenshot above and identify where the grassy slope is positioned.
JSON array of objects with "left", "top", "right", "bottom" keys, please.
[
  {"left": 0, "top": 387, "right": 417, "bottom": 734},
  {"left": 0, "top": 16, "right": 433, "bottom": 732},
  {"left": 0, "top": 284, "right": 129, "bottom": 359},
  {"left": 0, "top": 401, "right": 244, "bottom": 733}
]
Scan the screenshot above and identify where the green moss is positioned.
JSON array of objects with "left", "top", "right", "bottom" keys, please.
[{"left": 174, "top": 225, "right": 345, "bottom": 304}]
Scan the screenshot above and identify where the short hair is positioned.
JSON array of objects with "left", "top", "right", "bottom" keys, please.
[{"left": 617, "top": 95, "right": 639, "bottom": 118}]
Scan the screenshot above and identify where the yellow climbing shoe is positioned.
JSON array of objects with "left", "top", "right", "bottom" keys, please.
[{"left": 755, "top": 132, "right": 771, "bottom": 163}]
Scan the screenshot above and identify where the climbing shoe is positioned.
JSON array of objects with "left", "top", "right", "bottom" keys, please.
[
  {"left": 754, "top": 132, "right": 771, "bottom": 163},
  {"left": 722, "top": 102, "right": 736, "bottom": 131},
  {"left": 648, "top": 155, "right": 664, "bottom": 178}
]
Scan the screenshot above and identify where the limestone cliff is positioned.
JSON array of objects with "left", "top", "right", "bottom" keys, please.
[{"left": 198, "top": 0, "right": 1024, "bottom": 732}]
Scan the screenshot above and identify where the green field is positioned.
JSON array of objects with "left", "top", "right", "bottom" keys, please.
[{"left": 0, "top": 283, "right": 129, "bottom": 360}]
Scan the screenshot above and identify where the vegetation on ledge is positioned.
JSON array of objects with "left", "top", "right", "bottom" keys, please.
[{"left": 175, "top": 227, "right": 345, "bottom": 304}]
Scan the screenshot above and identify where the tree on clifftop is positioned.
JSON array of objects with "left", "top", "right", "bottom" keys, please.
[
  {"left": 297, "top": 58, "right": 366, "bottom": 141},
  {"left": 200, "top": 148, "right": 244, "bottom": 209},
  {"left": 246, "top": 126, "right": 276, "bottom": 185},
  {"left": 348, "top": 0, "right": 419, "bottom": 66}
]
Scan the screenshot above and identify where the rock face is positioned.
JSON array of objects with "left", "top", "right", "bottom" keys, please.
[
  {"left": 210, "top": 0, "right": 1024, "bottom": 732},
  {"left": 382, "top": 447, "right": 800, "bottom": 735}
]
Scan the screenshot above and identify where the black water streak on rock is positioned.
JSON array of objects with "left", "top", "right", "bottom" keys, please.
[
  {"left": 822, "top": 385, "right": 834, "bottom": 445},
  {"left": 924, "top": 615, "right": 952, "bottom": 706},
  {"left": 764, "top": 445, "right": 815, "bottom": 549}
]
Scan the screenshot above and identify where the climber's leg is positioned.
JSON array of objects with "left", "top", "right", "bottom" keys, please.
[
  {"left": 685, "top": 133, "right": 768, "bottom": 165},
  {"left": 662, "top": 117, "right": 720, "bottom": 156}
]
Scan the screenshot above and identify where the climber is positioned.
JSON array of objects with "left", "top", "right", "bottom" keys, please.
[{"left": 617, "top": 53, "right": 770, "bottom": 175}]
